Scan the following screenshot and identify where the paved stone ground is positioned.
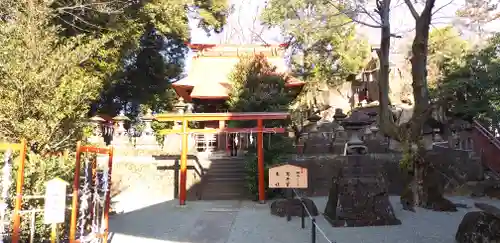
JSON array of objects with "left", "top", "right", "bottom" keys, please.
[{"left": 109, "top": 196, "right": 500, "bottom": 243}]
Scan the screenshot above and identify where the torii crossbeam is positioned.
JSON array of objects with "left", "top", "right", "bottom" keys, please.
[{"left": 155, "top": 112, "right": 289, "bottom": 205}]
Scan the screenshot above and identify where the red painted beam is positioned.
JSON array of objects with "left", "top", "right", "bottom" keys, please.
[
  {"left": 155, "top": 112, "right": 289, "bottom": 122},
  {"left": 79, "top": 145, "right": 112, "bottom": 155},
  {"left": 160, "top": 127, "right": 285, "bottom": 135}
]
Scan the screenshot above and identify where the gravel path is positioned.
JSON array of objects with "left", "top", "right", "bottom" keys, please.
[{"left": 109, "top": 196, "right": 500, "bottom": 243}]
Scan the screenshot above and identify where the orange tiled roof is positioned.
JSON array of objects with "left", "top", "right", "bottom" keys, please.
[{"left": 172, "top": 44, "right": 303, "bottom": 100}]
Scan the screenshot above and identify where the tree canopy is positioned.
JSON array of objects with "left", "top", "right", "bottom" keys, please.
[
  {"left": 437, "top": 33, "right": 500, "bottom": 127},
  {"left": 261, "top": 0, "right": 370, "bottom": 107},
  {"left": 0, "top": 0, "right": 229, "bottom": 152}
]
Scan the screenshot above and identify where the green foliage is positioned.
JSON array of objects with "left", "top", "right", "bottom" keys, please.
[
  {"left": 96, "top": 24, "right": 184, "bottom": 116},
  {"left": 261, "top": 0, "right": 370, "bottom": 108},
  {"left": 0, "top": 2, "right": 113, "bottom": 152},
  {"left": 227, "top": 54, "right": 295, "bottom": 116},
  {"left": 0, "top": 1, "right": 230, "bottom": 151},
  {"left": 0, "top": 152, "right": 75, "bottom": 240},
  {"left": 425, "top": 26, "right": 469, "bottom": 89},
  {"left": 437, "top": 33, "right": 500, "bottom": 125},
  {"left": 227, "top": 54, "right": 296, "bottom": 199},
  {"left": 244, "top": 135, "right": 295, "bottom": 199}
]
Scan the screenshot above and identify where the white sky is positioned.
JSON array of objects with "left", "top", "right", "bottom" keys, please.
[
  {"left": 185, "top": 0, "right": 499, "bottom": 70},
  {"left": 190, "top": 0, "right": 498, "bottom": 44}
]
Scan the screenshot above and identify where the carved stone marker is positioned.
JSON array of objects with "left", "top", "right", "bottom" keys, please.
[{"left": 324, "top": 156, "right": 401, "bottom": 227}]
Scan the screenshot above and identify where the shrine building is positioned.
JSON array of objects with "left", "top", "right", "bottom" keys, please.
[{"left": 171, "top": 43, "right": 305, "bottom": 152}]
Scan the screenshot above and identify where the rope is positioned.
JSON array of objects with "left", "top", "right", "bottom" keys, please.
[{"left": 292, "top": 189, "right": 335, "bottom": 243}]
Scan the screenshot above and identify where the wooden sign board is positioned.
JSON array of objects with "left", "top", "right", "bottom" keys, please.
[
  {"left": 269, "top": 164, "right": 308, "bottom": 188},
  {"left": 44, "top": 178, "right": 68, "bottom": 224}
]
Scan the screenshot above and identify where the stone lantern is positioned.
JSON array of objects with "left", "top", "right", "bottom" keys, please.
[
  {"left": 174, "top": 97, "right": 186, "bottom": 114},
  {"left": 136, "top": 109, "right": 158, "bottom": 149},
  {"left": 173, "top": 97, "right": 186, "bottom": 129},
  {"left": 88, "top": 115, "right": 105, "bottom": 145},
  {"left": 333, "top": 108, "right": 347, "bottom": 139},
  {"left": 341, "top": 110, "right": 373, "bottom": 155},
  {"left": 366, "top": 111, "right": 378, "bottom": 139},
  {"left": 333, "top": 108, "right": 347, "bottom": 123},
  {"left": 111, "top": 111, "right": 131, "bottom": 147},
  {"left": 433, "top": 128, "right": 443, "bottom": 142}
]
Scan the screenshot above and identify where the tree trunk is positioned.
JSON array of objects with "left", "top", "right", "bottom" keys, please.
[
  {"left": 406, "top": 0, "right": 436, "bottom": 209},
  {"left": 375, "top": 0, "right": 400, "bottom": 141}
]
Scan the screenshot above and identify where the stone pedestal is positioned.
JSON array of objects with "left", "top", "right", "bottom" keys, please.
[{"left": 324, "top": 155, "right": 401, "bottom": 227}]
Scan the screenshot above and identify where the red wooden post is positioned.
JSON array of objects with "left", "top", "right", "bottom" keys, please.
[
  {"left": 257, "top": 119, "right": 266, "bottom": 203},
  {"left": 11, "top": 139, "right": 27, "bottom": 243},
  {"left": 179, "top": 119, "right": 189, "bottom": 205},
  {"left": 103, "top": 146, "right": 113, "bottom": 243},
  {"left": 69, "top": 142, "right": 82, "bottom": 242}
]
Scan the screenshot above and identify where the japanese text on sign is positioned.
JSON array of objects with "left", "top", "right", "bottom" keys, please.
[
  {"left": 44, "top": 178, "right": 68, "bottom": 224},
  {"left": 268, "top": 164, "right": 308, "bottom": 188}
]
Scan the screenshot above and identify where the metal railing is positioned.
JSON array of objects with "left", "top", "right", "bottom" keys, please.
[
  {"left": 472, "top": 120, "right": 500, "bottom": 175},
  {"left": 285, "top": 189, "right": 335, "bottom": 243}
]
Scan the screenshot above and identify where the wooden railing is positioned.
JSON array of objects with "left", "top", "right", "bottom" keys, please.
[{"left": 472, "top": 120, "right": 500, "bottom": 174}]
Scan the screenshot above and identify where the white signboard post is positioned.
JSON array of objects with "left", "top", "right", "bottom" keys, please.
[
  {"left": 268, "top": 164, "right": 308, "bottom": 221},
  {"left": 268, "top": 164, "right": 308, "bottom": 189},
  {"left": 44, "top": 178, "right": 68, "bottom": 243}
]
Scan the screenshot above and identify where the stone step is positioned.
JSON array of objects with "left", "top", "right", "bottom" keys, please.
[
  {"left": 208, "top": 163, "right": 246, "bottom": 169},
  {"left": 201, "top": 191, "right": 250, "bottom": 200},
  {"left": 204, "top": 176, "right": 246, "bottom": 182},
  {"left": 205, "top": 166, "right": 247, "bottom": 173},
  {"left": 201, "top": 180, "right": 250, "bottom": 200}
]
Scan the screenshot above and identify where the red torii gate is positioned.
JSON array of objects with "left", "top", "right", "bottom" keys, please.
[{"left": 155, "top": 112, "right": 289, "bottom": 205}]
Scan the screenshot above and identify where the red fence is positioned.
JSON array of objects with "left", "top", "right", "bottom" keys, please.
[{"left": 472, "top": 120, "right": 500, "bottom": 174}]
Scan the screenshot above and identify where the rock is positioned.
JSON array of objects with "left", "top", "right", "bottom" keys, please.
[
  {"left": 455, "top": 211, "right": 500, "bottom": 243},
  {"left": 270, "top": 198, "right": 319, "bottom": 218},
  {"left": 470, "top": 179, "right": 500, "bottom": 199},
  {"left": 474, "top": 202, "right": 500, "bottom": 218}
]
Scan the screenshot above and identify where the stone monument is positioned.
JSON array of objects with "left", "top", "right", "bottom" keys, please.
[{"left": 324, "top": 110, "right": 401, "bottom": 227}]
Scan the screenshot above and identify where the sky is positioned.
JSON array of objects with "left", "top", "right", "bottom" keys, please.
[
  {"left": 185, "top": 0, "right": 498, "bottom": 70},
  {"left": 189, "top": 0, "right": 498, "bottom": 45}
]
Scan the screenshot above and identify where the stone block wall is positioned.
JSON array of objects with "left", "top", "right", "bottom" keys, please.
[
  {"left": 109, "top": 155, "right": 212, "bottom": 202},
  {"left": 289, "top": 147, "right": 482, "bottom": 197}
]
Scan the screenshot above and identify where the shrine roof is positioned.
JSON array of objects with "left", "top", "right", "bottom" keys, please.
[{"left": 171, "top": 44, "right": 304, "bottom": 100}]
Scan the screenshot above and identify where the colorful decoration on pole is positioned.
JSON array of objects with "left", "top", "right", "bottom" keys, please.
[
  {"left": 0, "top": 149, "right": 12, "bottom": 243},
  {"left": 0, "top": 139, "right": 27, "bottom": 243},
  {"left": 69, "top": 143, "right": 113, "bottom": 243}
]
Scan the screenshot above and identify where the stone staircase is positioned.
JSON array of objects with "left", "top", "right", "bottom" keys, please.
[{"left": 199, "top": 156, "right": 250, "bottom": 200}]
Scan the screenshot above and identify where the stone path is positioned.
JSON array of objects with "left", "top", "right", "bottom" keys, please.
[{"left": 109, "top": 196, "right": 500, "bottom": 243}]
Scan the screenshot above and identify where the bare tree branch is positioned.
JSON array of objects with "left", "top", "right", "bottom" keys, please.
[{"left": 403, "top": 0, "right": 420, "bottom": 20}]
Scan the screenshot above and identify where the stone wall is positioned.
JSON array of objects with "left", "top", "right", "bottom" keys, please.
[
  {"left": 289, "top": 146, "right": 483, "bottom": 197},
  {"left": 109, "top": 155, "right": 212, "bottom": 202}
]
